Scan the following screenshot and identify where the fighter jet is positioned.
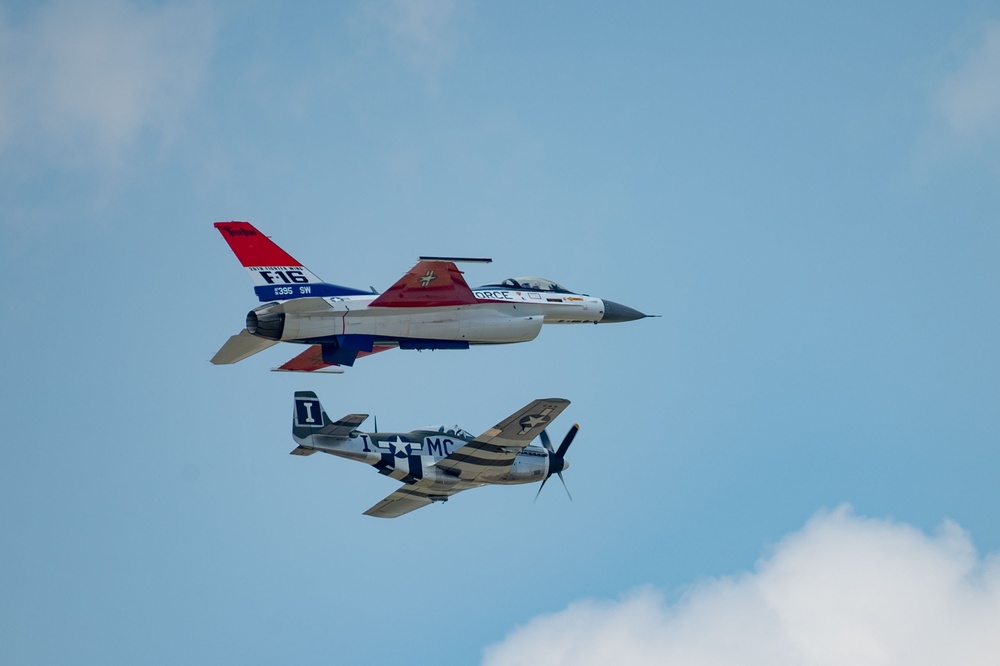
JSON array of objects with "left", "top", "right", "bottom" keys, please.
[
  {"left": 290, "top": 391, "right": 578, "bottom": 518},
  {"left": 212, "top": 221, "right": 651, "bottom": 372}
]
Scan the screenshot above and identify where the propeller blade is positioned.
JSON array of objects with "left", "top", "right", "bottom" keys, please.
[
  {"left": 533, "top": 476, "right": 549, "bottom": 502},
  {"left": 539, "top": 429, "right": 554, "bottom": 453},
  {"left": 555, "top": 424, "right": 579, "bottom": 458},
  {"left": 535, "top": 425, "right": 579, "bottom": 503},
  {"left": 557, "top": 471, "right": 573, "bottom": 501}
]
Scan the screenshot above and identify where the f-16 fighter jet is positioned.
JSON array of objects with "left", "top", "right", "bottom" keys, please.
[
  {"left": 212, "top": 221, "right": 651, "bottom": 372},
  {"left": 290, "top": 391, "right": 579, "bottom": 518}
]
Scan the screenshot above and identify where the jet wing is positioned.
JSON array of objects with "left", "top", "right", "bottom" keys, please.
[
  {"left": 211, "top": 329, "right": 278, "bottom": 364},
  {"left": 435, "top": 398, "right": 570, "bottom": 482},
  {"left": 272, "top": 344, "right": 394, "bottom": 373},
  {"left": 369, "top": 260, "right": 479, "bottom": 308},
  {"left": 363, "top": 480, "right": 466, "bottom": 519}
]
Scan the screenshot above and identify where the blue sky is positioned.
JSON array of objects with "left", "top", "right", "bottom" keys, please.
[{"left": 2, "top": 2, "right": 1000, "bottom": 664}]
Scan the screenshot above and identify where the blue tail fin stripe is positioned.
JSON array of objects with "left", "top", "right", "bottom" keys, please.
[{"left": 255, "top": 283, "right": 371, "bottom": 302}]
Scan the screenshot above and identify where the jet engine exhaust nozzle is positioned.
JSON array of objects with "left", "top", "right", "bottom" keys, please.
[{"left": 246, "top": 308, "right": 285, "bottom": 340}]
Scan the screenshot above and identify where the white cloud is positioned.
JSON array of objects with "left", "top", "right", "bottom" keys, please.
[
  {"left": 483, "top": 506, "right": 1000, "bottom": 666},
  {"left": 0, "top": 0, "right": 215, "bottom": 168},
  {"left": 934, "top": 22, "right": 1000, "bottom": 140}
]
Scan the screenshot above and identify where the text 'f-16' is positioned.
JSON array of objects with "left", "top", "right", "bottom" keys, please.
[
  {"left": 211, "top": 221, "right": 653, "bottom": 373},
  {"left": 290, "top": 391, "right": 579, "bottom": 518}
]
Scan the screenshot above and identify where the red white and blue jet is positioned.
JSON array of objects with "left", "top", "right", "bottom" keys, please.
[{"left": 212, "top": 221, "right": 651, "bottom": 372}]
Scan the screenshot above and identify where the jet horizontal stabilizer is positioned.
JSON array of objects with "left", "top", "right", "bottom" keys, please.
[{"left": 212, "top": 329, "right": 278, "bottom": 364}]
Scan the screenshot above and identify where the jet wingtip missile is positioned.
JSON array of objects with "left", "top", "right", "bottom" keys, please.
[{"left": 418, "top": 256, "right": 493, "bottom": 264}]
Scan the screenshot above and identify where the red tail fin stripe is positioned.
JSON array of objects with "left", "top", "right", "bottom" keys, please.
[{"left": 214, "top": 221, "right": 301, "bottom": 267}]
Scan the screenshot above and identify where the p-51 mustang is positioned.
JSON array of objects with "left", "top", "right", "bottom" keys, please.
[
  {"left": 291, "top": 391, "right": 578, "bottom": 518},
  {"left": 212, "top": 221, "right": 651, "bottom": 373}
]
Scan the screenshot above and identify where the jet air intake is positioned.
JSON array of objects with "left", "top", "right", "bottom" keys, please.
[{"left": 246, "top": 305, "right": 285, "bottom": 340}]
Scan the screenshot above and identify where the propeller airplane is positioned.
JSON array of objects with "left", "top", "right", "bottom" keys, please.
[
  {"left": 290, "top": 391, "right": 579, "bottom": 518},
  {"left": 212, "top": 221, "right": 652, "bottom": 373}
]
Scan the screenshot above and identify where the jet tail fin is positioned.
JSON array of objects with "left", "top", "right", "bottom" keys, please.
[{"left": 214, "top": 221, "right": 370, "bottom": 302}]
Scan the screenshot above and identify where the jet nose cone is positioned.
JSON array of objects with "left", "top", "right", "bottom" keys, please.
[{"left": 600, "top": 299, "right": 648, "bottom": 323}]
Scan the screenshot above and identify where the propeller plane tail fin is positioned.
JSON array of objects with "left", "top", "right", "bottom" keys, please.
[{"left": 291, "top": 391, "right": 368, "bottom": 454}]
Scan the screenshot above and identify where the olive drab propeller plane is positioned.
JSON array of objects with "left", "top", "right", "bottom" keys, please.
[
  {"left": 291, "top": 391, "right": 578, "bottom": 518},
  {"left": 211, "top": 221, "right": 651, "bottom": 373}
]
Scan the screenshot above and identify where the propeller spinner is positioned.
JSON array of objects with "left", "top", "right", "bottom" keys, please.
[{"left": 535, "top": 424, "right": 579, "bottom": 502}]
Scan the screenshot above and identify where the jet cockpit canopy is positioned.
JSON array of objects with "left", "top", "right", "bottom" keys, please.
[{"left": 489, "top": 277, "right": 574, "bottom": 293}]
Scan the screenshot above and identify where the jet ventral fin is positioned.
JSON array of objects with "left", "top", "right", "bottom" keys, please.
[{"left": 369, "top": 260, "right": 479, "bottom": 308}]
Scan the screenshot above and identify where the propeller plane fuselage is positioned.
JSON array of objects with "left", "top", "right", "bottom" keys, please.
[
  {"left": 212, "top": 221, "right": 651, "bottom": 372},
  {"left": 296, "top": 426, "right": 553, "bottom": 487}
]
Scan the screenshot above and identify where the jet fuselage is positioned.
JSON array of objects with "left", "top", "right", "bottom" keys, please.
[{"left": 247, "top": 287, "right": 611, "bottom": 349}]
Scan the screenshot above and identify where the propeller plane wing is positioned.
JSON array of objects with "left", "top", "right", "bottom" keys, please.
[
  {"left": 363, "top": 482, "right": 454, "bottom": 519},
  {"left": 433, "top": 398, "right": 570, "bottom": 483}
]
